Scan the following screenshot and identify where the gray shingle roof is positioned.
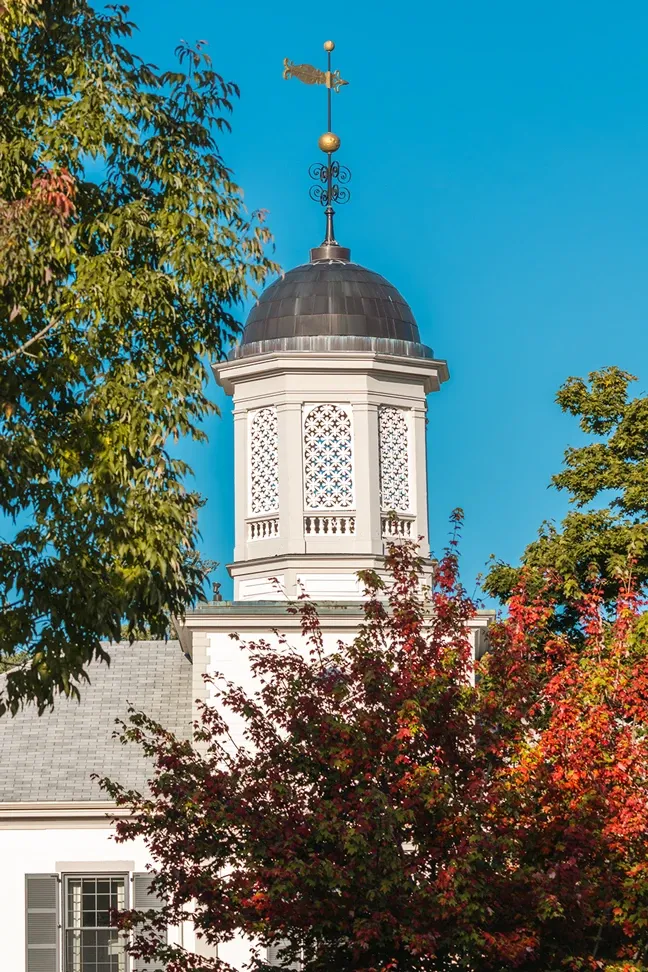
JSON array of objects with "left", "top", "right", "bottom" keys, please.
[{"left": 0, "top": 641, "right": 192, "bottom": 803}]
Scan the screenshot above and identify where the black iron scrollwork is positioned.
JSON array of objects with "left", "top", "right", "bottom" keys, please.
[
  {"left": 308, "top": 160, "right": 352, "bottom": 207},
  {"left": 308, "top": 162, "right": 327, "bottom": 182}
]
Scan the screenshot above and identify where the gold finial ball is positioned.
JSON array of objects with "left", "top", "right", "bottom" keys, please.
[
  {"left": 323, "top": 40, "right": 335, "bottom": 52},
  {"left": 318, "top": 131, "right": 341, "bottom": 153}
]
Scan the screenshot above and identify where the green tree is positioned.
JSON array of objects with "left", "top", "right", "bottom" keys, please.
[
  {"left": 485, "top": 366, "right": 648, "bottom": 628},
  {"left": 0, "top": 0, "right": 276, "bottom": 714}
]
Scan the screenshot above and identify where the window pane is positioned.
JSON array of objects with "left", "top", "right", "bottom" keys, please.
[
  {"left": 115, "top": 882, "right": 125, "bottom": 912},
  {"left": 96, "top": 928, "right": 111, "bottom": 963},
  {"left": 68, "top": 879, "right": 82, "bottom": 928},
  {"left": 66, "top": 928, "right": 82, "bottom": 972},
  {"left": 96, "top": 894, "right": 110, "bottom": 926},
  {"left": 82, "top": 882, "right": 97, "bottom": 927},
  {"left": 65, "top": 875, "right": 126, "bottom": 971},
  {"left": 65, "top": 929, "right": 125, "bottom": 972}
]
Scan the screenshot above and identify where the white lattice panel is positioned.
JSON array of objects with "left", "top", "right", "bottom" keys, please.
[
  {"left": 303, "top": 404, "right": 354, "bottom": 510},
  {"left": 378, "top": 406, "right": 410, "bottom": 512},
  {"left": 249, "top": 407, "right": 279, "bottom": 514}
]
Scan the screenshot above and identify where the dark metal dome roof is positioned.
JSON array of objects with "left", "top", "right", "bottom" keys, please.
[{"left": 241, "top": 250, "right": 421, "bottom": 346}]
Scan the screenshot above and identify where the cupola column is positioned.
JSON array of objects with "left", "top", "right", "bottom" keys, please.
[
  {"left": 351, "top": 402, "right": 382, "bottom": 554},
  {"left": 412, "top": 403, "right": 431, "bottom": 559},
  {"left": 277, "top": 401, "right": 306, "bottom": 554},
  {"left": 232, "top": 406, "right": 248, "bottom": 563}
]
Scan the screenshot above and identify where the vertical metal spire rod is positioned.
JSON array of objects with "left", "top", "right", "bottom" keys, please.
[
  {"left": 327, "top": 45, "right": 332, "bottom": 132},
  {"left": 283, "top": 41, "right": 351, "bottom": 254},
  {"left": 323, "top": 40, "right": 337, "bottom": 244}
]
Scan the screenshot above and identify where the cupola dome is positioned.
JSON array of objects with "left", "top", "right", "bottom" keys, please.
[{"left": 233, "top": 245, "right": 434, "bottom": 361}]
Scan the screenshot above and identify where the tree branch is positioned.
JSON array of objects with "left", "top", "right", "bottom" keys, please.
[{"left": 1, "top": 318, "right": 59, "bottom": 362}]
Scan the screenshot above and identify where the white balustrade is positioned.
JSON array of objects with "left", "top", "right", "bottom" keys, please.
[
  {"left": 382, "top": 515, "right": 415, "bottom": 539},
  {"left": 304, "top": 514, "right": 356, "bottom": 537},
  {"left": 248, "top": 517, "right": 279, "bottom": 540}
]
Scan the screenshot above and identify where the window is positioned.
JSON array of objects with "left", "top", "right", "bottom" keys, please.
[
  {"left": 65, "top": 876, "right": 127, "bottom": 972},
  {"left": 26, "top": 870, "right": 165, "bottom": 972},
  {"left": 303, "top": 403, "right": 354, "bottom": 510},
  {"left": 378, "top": 406, "right": 410, "bottom": 512},
  {"left": 249, "top": 407, "right": 279, "bottom": 515}
]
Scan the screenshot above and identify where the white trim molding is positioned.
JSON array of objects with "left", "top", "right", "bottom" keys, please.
[{"left": 0, "top": 801, "right": 126, "bottom": 829}]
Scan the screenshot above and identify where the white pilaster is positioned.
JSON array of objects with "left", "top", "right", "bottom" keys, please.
[
  {"left": 232, "top": 407, "right": 248, "bottom": 562},
  {"left": 277, "top": 402, "right": 305, "bottom": 554},
  {"left": 412, "top": 404, "right": 430, "bottom": 558},
  {"left": 352, "top": 402, "right": 382, "bottom": 554}
]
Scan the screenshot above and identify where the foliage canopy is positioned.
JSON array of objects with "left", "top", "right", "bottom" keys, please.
[
  {"left": 485, "top": 366, "right": 648, "bottom": 627},
  {"left": 101, "top": 529, "right": 648, "bottom": 972},
  {"left": 0, "top": 0, "right": 275, "bottom": 713}
]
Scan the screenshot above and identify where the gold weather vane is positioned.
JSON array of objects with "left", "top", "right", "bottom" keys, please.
[
  {"left": 282, "top": 58, "right": 349, "bottom": 93},
  {"left": 283, "top": 41, "right": 351, "bottom": 248}
]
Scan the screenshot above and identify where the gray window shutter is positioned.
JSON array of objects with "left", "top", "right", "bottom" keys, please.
[
  {"left": 132, "top": 872, "right": 167, "bottom": 972},
  {"left": 267, "top": 941, "right": 301, "bottom": 970},
  {"left": 25, "top": 874, "right": 60, "bottom": 972}
]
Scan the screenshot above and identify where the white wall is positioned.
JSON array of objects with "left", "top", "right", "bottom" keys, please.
[
  {"left": 0, "top": 828, "right": 152, "bottom": 971},
  {"left": 0, "top": 610, "right": 490, "bottom": 972},
  {"left": 0, "top": 827, "right": 220, "bottom": 970},
  {"left": 207, "top": 627, "right": 356, "bottom": 749}
]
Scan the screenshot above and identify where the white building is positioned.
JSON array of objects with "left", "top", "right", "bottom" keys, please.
[{"left": 0, "top": 236, "right": 491, "bottom": 971}]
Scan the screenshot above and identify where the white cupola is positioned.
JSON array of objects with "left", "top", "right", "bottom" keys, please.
[{"left": 214, "top": 241, "right": 448, "bottom": 602}]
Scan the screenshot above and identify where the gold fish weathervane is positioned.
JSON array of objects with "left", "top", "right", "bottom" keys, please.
[
  {"left": 282, "top": 57, "right": 348, "bottom": 93},
  {"left": 283, "top": 41, "right": 351, "bottom": 248}
]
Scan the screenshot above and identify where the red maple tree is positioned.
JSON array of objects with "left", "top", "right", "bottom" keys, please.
[{"left": 100, "top": 515, "right": 648, "bottom": 972}]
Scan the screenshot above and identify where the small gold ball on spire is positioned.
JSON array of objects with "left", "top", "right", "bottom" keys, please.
[
  {"left": 318, "top": 131, "right": 341, "bottom": 153},
  {"left": 323, "top": 40, "right": 335, "bottom": 52}
]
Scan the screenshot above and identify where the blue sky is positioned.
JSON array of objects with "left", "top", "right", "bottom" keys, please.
[{"left": 127, "top": 0, "right": 648, "bottom": 601}]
